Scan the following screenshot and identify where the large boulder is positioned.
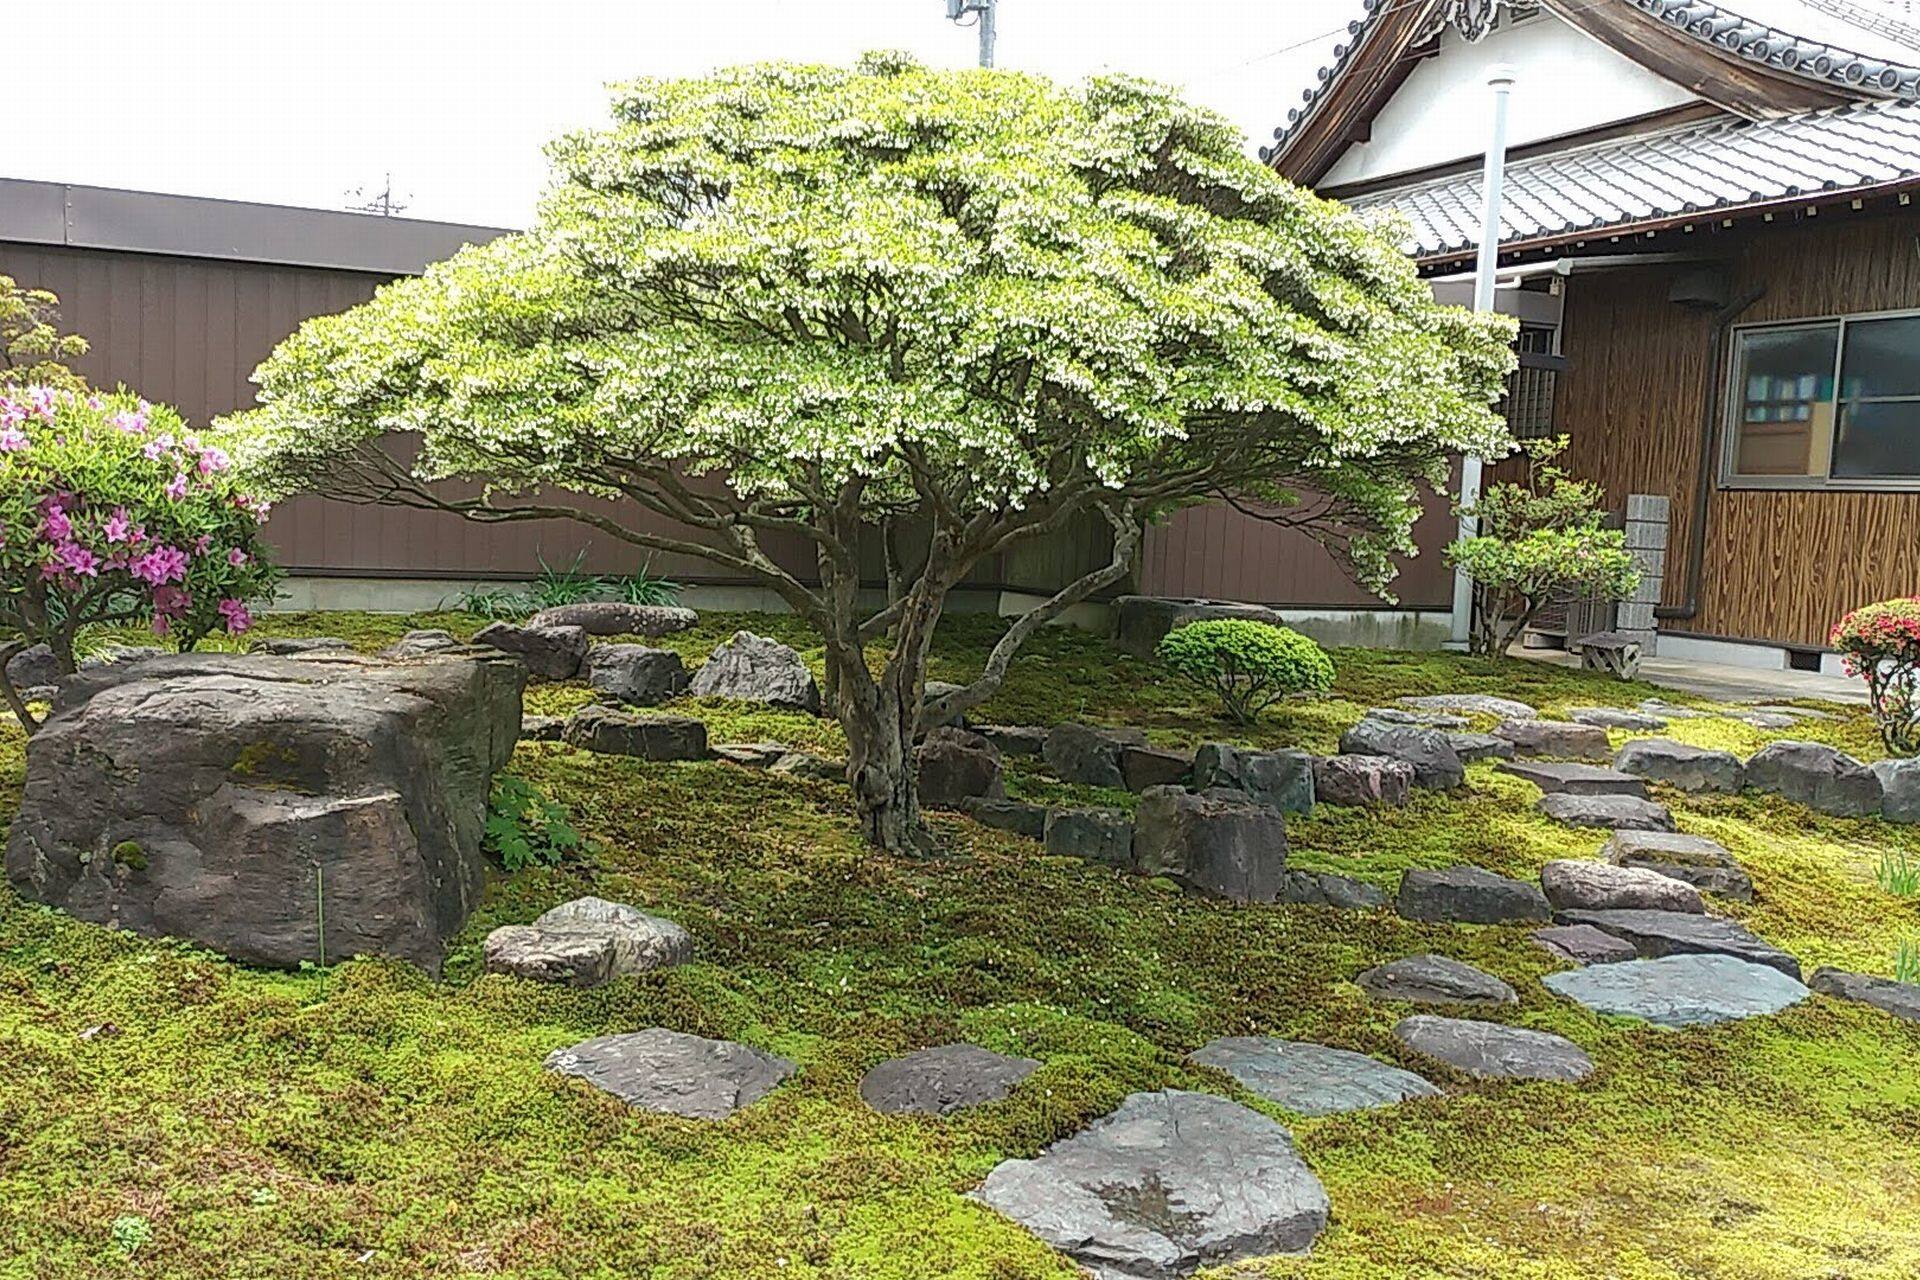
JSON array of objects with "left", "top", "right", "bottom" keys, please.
[
  {"left": 1873, "top": 758, "right": 1920, "bottom": 824},
  {"left": 859, "top": 1044, "right": 1039, "bottom": 1116},
  {"left": 914, "top": 727, "right": 1005, "bottom": 809},
  {"left": 1111, "top": 595, "right": 1292, "bottom": 658},
  {"left": 1810, "top": 967, "right": 1920, "bottom": 1021},
  {"left": 1614, "top": 739, "right": 1744, "bottom": 794},
  {"left": 1043, "top": 808, "right": 1134, "bottom": 866},
  {"left": 1537, "top": 793, "right": 1676, "bottom": 831},
  {"left": 1190, "top": 743, "right": 1314, "bottom": 813},
  {"left": 1338, "top": 719, "right": 1464, "bottom": 790},
  {"left": 3, "top": 642, "right": 61, "bottom": 691},
  {"left": 688, "top": 631, "right": 822, "bottom": 714},
  {"left": 562, "top": 705, "right": 709, "bottom": 760},
  {"left": 249, "top": 636, "right": 353, "bottom": 656},
  {"left": 4, "top": 651, "right": 523, "bottom": 973},
  {"left": 972, "top": 1089, "right": 1330, "bottom": 1273},
  {"left": 1132, "top": 787, "right": 1289, "bottom": 902},
  {"left": 1355, "top": 954, "right": 1516, "bottom": 1005},
  {"left": 1396, "top": 867, "right": 1549, "bottom": 925},
  {"left": 527, "top": 602, "right": 698, "bottom": 638},
  {"left": 975, "top": 724, "right": 1047, "bottom": 756},
  {"left": 1743, "top": 740, "right": 1882, "bottom": 817},
  {"left": 1540, "top": 860, "right": 1704, "bottom": 914},
  {"left": 1492, "top": 718, "right": 1612, "bottom": 761},
  {"left": 1043, "top": 723, "right": 1148, "bottom": 788},
  {"left": 1495, "top": 760, "right": 1647, "bottom": 797},
  {"left": 1556, "top": 908, "right": 1801, "bottom": 979},
  {"left": 1601, "top": 829, "right": 1754, "bottom": 902},
  {"left": 471, "top": 622, "right": 589, "bottom": 680},
  {"left": 1120, "top": 745, "right": 1194, "bottom": 793},
  {"left": 1190, "top": 1037, "right": 1440, "bottom": 1116},
  {"left": 587, "top": 645, "right": 690, "bottom": 707},
  {"left": 1393, "top": 1016, "right": 1594, "bottom": 1082},
  {"left": 1542, "top": 954, "right": 1809, "bottom": 1027},
  {"left": 528, "top": 896, "right": 693, "bottom": 975},
  {"left": 961, "top": 797, "right": 1049, "bottom": 839},
  {"left": 1312, "top": 754, "right": 1414, "bottom": 807},
  {"left": 544, "top": 1028, "right": 794, "bottom": 1120}
]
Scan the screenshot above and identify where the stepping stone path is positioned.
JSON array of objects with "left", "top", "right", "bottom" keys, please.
[
  {"left": 528, "top": 602, "right": 697, "bottom": 637},
  {"left": 1537, "top": 793, "right": 1676, "bottom": 831},
  {"left": 689, "top": 630, "right": 822, "bottom": 714},
  {"left": 1811, "top": 968, "right": 1920, "bottom": 1020},
  {"left": 473, "top": 622, "right": 589, "bottom": 680},
  {"left": 1191, "top": 743, "right": 1315, "bottom": 813},
  {"left": 1532, "top": 924, "right": 1639, "bottom": 966},
  {"left": 1497, "top": 760, "right": 1648, "bottom": 797},
  {"left": 545, "top": 1028, "right": 795, "bottom": 1119},
  {"left": 1278, "top": 870, "right": 1387, "bottom": 910},
  {"left": 961, "top": 797, "right": 1049, "bottom": 839},
  {"left": 1397, "top": 867, "right": 1549, "bottom": 925},
  {"left": 915, "top": 727, "right": 1004, "bottom": 809},
  {"left": 1744, "top": 741, "right": 1883, "bottom": 817},
  {"left": 1338, "top": 720, "right": 1464, "bottom": 789},
  {"left": 1398, "top": 693, "right": 1537, "bottom": 719},
  {"left": 1543, "top": 954, "right": 1809, "bottom": 1027},
  {"left": 1556, "top": 908, "right": 1801, "bottom": 979},
  {"left": 1134, "top": 787, "right": 1290, "bottom": 902},
  {"left": 1191, "top": 1037, "right": 1440, "bottom": 1115},
  {"left": 1570, "top": 706, "right": 1668, "bottom": 731},
  {"left": 972, "top": 1089, "right": 1330, "bottom": 1274},
  {"left": 1492, "top": 719, "right": 1612, "bottom": 761},
  {"left": 1447, "top": 731, "right": 1514, "bottom": 762},
  {"left": 1393, "top": 1016, "right": 1594, "bottom": 1082},
  {"left": 1044, "top": 808, "right": 1134, "bottom": 865},
  {"left": 1602, "top": 830, "right": 1754, "bottom": 901},
  {"left": 1540, "top": 860, "right": 1704, "bottom": 914},
  {"left": 1872, "top": 758, "right": 1920, "bottom": 823},
  {"left": 1356, "top": 954, "right": 1517, "bottom": 1005},
  {"left": 588, "top": 644, "right": 689, "bottom": 706},
  {"left": 1614, "top": 739, "right": 1744, "bottom": 794},
  {"left": 485, "top": 896, "right": 694, "bottom": 987},
  {"left": 563, "top": 705, "right": 709, "bottom": 760},
  {"left": 1312, "top": 754, "right": 1414, "bottom": 807},
  {"left": 1043, "top": 723, "right": 1147, "bottom": 788},
  {"left": 859, "top": 1044, "right": 1039, "bottom": 1115}
]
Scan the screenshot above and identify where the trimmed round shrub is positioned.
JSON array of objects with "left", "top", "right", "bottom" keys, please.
[
  {"left": 1156, "top": 619, "right": 1334, "bottom": 725},
  {"left": 1832, "top": 597, "right": 1920, "bottom": 755}
]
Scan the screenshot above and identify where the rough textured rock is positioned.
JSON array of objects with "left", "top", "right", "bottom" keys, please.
[
  {"left": 472, "top": 622, "right": 589, "bottom": 680},
  {"left": 1537, "top": 792, "right": 1676, "bottom": 831},
  {"left": 1398, "top": 693, "right": 1537, "bottom": 720},
  {"left": 1043, "top": 723, "right": 1148, "bottom": 788},
  {"left": 919, "top": 680, "right": 969, "bottom": 731},
  {"left": 1363, "top": 706, "right": 1469, "bottom": 729},
  {"left": 1532, "top": 923, "right": 1639, "bottom": 966},
  {"left": 975, "top": 724, "right": 1047, "bottom": 756},
  {"left": 562, "top": 705, "right": 709, "bottom": 761},
  {"left": 521, "top": 714, "right": 566, "bottom": 742},
  {"left": 4, "top": 652, "right": 523, "bottom": 973},
  {"left": 1570, "top": 706, "right": 1668, "bottom": 731},
  {"left": 1311, "top": 754, "right": 1414, "bottom": 807},
  {"left": 971, "top": 1089, "right": 1330, "bottom": 1275},
  {"left": 1496, "top": 760, "right": 1648, "bottom": 797},
  {"left": 587, "top": 644, "right": 690, "bottom": 707},
  {"left": 1743, "top": 740, "right": 1882, "bottom": 817},
  {"left": 1873, "top": 758, "right": 1920, "bottom": 824},
  {"left": 961, "top": 797, "right": 1049, "bottom": 839},
  {"left": 1492, "top": 718, "right": 1612, "bottom": 761},
  {"left": 1557, "top": 908, "right": 1801, "bottom": 979},
  {"left": 544, "top": 1028, "right": 794, "bottom": 1119},
  {"left": 915, "top": 727, "right": 1005, "bottom": 809},
  {"left": 1338, "top": 719, "right": 1464, "bottom": 790},
  {"left": 1111, "top": 595, "right": 1293, "bottom": 658},
  {"left": 380, "top": 628, "right": 461, "bottom": 659},
  {"left": 1132, "top": 787, "right": 1288, "bottom": 902},
  {"left": 1277, "top": 870, "right": 1388, "bottom": 910},
  {"left": 1614, "top": 739, "right": 1744, "bottom": 794},
  {"left": 1394, "top": 1016, "right": 1595, "bottom": 1082},
  {"left": 533, "top": 896, "right": 693, "bottom": 974},
  {"left": 1542, "top": 954, "right": 1809, "bottom": 1027},
  {"left": 249, "top": 636, "right": 353, "bottom": 657},
  {"left": 1447, "top": 731, "right": 1515, "bottom": 762},
  {"left": 1639, "top": 698, "right": 1708, "bottom": 720},
  {"left": 1541, "top": 860, "right": 1704, "bottom": 914},
  {"left": 688, "top": 631, "right": 822, "bottom": 714},
  {"left": 711, "top": 741, "right": 789, "bottom": 767},
  {"left": 1043, "top": 808, "right": 1134, "bottom": 866},
  {"left": 768, "top": 751, "right": 846, "bottom": 782},
  {"left": 1190, "top": 743, "right": 1315, "bottom": 812},
  {"left": 1396, "top": 867, "right": 1549, "bottom": 925},
  {"left": 1191, "top": 1037, "right": 1440, "bottom": 1116},
  {"left": 483, "top": 925, "right": 614, "bottom": 986},
  {"left": 859, "top": 1044, "right": 1040, "bottom": 1115},
  {"left": 1120, "top": 745, "right": 1193, "bottom": 793},
  {"left": 4, "top": 643, "right": 60, "bottom": 690},
  {"left": 1810, "top": 967, "right": 1920, "bottom": 1020},
  {"left": 527, "top": 602, "right": 698, "bottom": 638},
  {"left": 1355, "top": 954, "right": 1517, "bottom": 1005},
  {"left": 1602, "top": 829, "right": 1754, "bottom": 901}
]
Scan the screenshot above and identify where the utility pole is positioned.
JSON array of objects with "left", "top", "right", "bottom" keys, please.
[
  {"left": 344, "top": 173, "right": 409, "bottom": 218},
  {"left": 1449, "top": 62, "right": 1516, "bottom": 651},
  {"left": 945, "top": 0, "right": 997, "bottom": 67}
]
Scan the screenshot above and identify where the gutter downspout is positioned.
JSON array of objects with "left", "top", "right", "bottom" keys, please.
[{"left": 1654, "top": 283, "right": 1766, "bottom": 623}]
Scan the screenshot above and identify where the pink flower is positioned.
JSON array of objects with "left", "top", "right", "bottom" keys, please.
[
  {"left": 0, "top": 426, "right": 25, "bottom": 452},
  {"left": 164, "top": 472, "right": 189, "bottom": 501},
  {"left": 111, "top": 410, "right": 149, "bottom": 435},
  {"left": 51, "top": 540, "right": 99, "bottom": 577},
  {"left": 218, "top": 598, "right": 254, "bottom": 634},
  {"left": 197, "top": 446, "right": 230, "bottom": 475},
  {"left": 104, "top": 508, "right": 132, "bottom": 543},
  {"left": 192, "top": 534, "right": 213, "bottom": 555},
  {"left": 42, "top": 504, "right": 71, "bottom": 540},
  {"left": 227, "top": 547, "right": 249, "bottom": 567},
  {"left": 150, "top": 614, "right": 171, "bottom": 638},
  {"left": 26, "top": 387, "right": 56, "bottom": 420},
  {"left": 152, "top": 584, "right": 190, "bottom": 618},
  {"left": 130, "top": 544, "right": 189, "bottom": 586},
  {"left": 142, "top": 439, "right": 167, "bottom": 461}
]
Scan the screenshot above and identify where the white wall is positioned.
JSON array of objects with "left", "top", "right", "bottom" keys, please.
[{"left": 1322, "top": 12, "right": 1698, "bottom": 188}]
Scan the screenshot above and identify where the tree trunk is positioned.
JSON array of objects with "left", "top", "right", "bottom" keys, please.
[{"left": 838, "top": 664, "right": 928, "bottom": 853}]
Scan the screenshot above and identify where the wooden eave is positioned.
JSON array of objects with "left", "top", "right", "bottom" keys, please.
[{"left": 1271, "top": 0, "right": 1444, "bottom": 188}]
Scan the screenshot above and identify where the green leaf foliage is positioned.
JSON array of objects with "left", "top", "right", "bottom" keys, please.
[
  {"left": 484, "top": 775, "right": 585, "bottom": 871},
  {"left": 1156, "top": 618, "right": 1334, "bottom": 724}
]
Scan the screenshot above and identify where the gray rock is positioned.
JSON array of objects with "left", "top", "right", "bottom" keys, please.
[
  {"left": 971, "top": 1089, "right": 1330, "bottom": 1274},
  {"left": 81, "top": 643, "right": 165, "bottom": 668},
  {"left": 1120, "top": 745, "right": 1193, "bottom": 793},
  {"left": 4, "top": 652, "right": 523, "bottom": 974},
  {"left": 380, "top": 628, "right": 461, "bottom": 659},
  {"left": 1540, "top": 860, "right": 1704, "bottom": 914},
  {"left": 1311, "top": 754, "right": 1414, "bottom": 807},
  {"left": 1872, "top": 758, "right": 1920, "bottom": 823},
  {"left": 1613, "top": 739, "right": 1744, "bottom": 794},
  {"left": 961, "top": 797, "right": 1049, "bottom": 839},
  {"left": 1492, "top": 718, "right": 1612, "bottom": 761},
  {"left": 1556, "top": 908, "right": 1801, "bottom": 979},
  {"left": 1397, "top": 867, "right": 1550, "bottom": 925},
  {"left": 859, "top": 1043, "right": 1040, "bottom": 1115},
  {"left": 1639, "top": 698, "right": 1709, "bottom": 720},
  {"left": 688, "top": 630, "right": 821, "bottom": 715},
  {"left": 1394, "top": 1015, "right": 1594, "bottom": 1082},
  {"left": 562, "top": 705, "right": 708, "bottom": 761},
  {"left": 521, "top": 714, "right": 566, "bottom": 742},
  {"left": 1569, "top": 706, "right": 1669, "bottom": 731},
  {"left": 535, "top": 895, "right": 693, "bottom": 975},
  {"left": 483, "top": 925, "right": 614, "bottom": 987},
  {"left": 1732, "top": 710, "right": 1800, "bottom": 729},
  {"left": 1447, "top": 731, "right": 1515, "bottom": 762},
  {"left": 1190, "top": 743, "right": 1314, "bottom": 813},
  {"left": 1748, "top": 703, "right": 1836, "bottom": 721},
  {"left": 915, "top": 727, "right": 1005, "bottom": 809},
  {"left": 1191, "top": 1037, "right": 1440, "bottom": 1116},
  {"left": 919, "top": 680, "right": 970, "bottom": 731},
  {"left": 1397, "top": 693, "right": 1537, "bottom": 720},
  {"left": 472, "top": 622, "right": 589, "bottom": 680},
  {"left": 544, "top": 1028, "right": 794, "bottom": 1119},
  {"left": 1133, "top": 787, "right": 1288, "bottom": 902},
  {"left": 768, "top": 751, "right": 846, "bottom": 782},
  {"left": 1112, "top": 595, "right": 1294, "bottom": 658},
  {"left": 975, "top": 724, "right": 1047, "bottom": 756},
  {"left": 1743, "top": 740, "right": 1882, "bottom": 817},
  {"left": 1601, "top": 829, "right": 1753, "bottom": 901},
  {"left": 1044, "top": 808, "right": 1135, "bottom": 866},
  {"left": 1810, "top": 967, "right": 1920, "bottom": 1021},
  {"left": 1532, "top": 923, "right": 1639, "bottom": 966},
  {"left": 1364, "top": 707, "right": 1469, "bottom": 729},
  {"left": 527, "top": 602, "right": 698, "bottom": 638},
  {"left": 1543, "top": 954, "right": 1809, "bottom": 1027},
  {"left": 4, "top": 643, "right": 61, "bottom": 690},
  {"left": 1277, "top": 869, "right": 1388, "bottom": 910},
  {"left": 587, "top": 644, "right": 690, "bottom": 706},
  {"left": 711, "top": 741, "right": 790, "bottom": 767},
  {"left": 1043, "top": 723, "right": 1147, "bottom": 788},
  {"left": 1496, "top": 760, "right": 1648, "bottom": 797},
  {"left": 248, "top": 636, "right": 353, "bottom": 657},
  {"left": 1338, "top": 720, "right": 1464, "bottom": 790},
  {"left": 1537, "top": 793, "right": 1676, "bottom": 831},
  {"left": 1355, "top": 954, "right": 1517, "bottom": 1005}
]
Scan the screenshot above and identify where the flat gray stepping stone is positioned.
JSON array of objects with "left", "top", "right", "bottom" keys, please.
[
  {"left": 544, "top": 1028, "right": 795, "bottom": 1119},
  {"left": 1497, "top": 761, "right": 1648, "bottom": 797},
  {"left": 1493, "top": 719, "right": 1612, "bottom": 761},
  {"left": 1447, "top": 731, "right": 1514, "bottom": 762},
  {"left": 1397, "top": 866, "right": 1549, "bottom": 924},
  {"left": 1601, "top": 830, "right": 1753, "bottom": 901},
  {"left": 1394, "top": 1015, "right": 1594, "bottom": 1082},
  {"left": 1192, "top": 1037, "right": 1441, "bottom": 1115},
  {"left": 1556, "top": 908, "right": 1801, "bottom": 979},
  {"left": 859, "top": 1044, "right": 1039, "bottom": 1115},
  {"left": 1399, "top": 693, "right": 1536, "bottom": 719},
  {"left": 1364, "top": 706, "right": 1469, "bottom": 729},
  {"left": 972, "top": 1090, "right": 1329, "bottom": 1273},
  {"left": 1543, "top": 954, "right": 1809, "bottom": 1027},
  {"left": 1532, "top": 924, "right": 1639, "bottom": 966},
  {"left": 1811, "top": 968, "right": 1920, "bottom": 1021},
  {"left": 1278, "top": 869, "right": 1388, "bottom": 910},
  {"left": 1639, "top": 698, "right": 1709, "bottom": 720},
  {"left": 1570, "top": 706, "right": 1668, "bottom": 730},
  {"left": 1356, "top": 953, "right": 1516, "bottom": 1005},
  {"left": 1614, "top": 739, "right": 1744, "bottom": 793},
  {"left": 1540, "top": 860, "right": 1703, "bottom": 914},
  {"left": 1537, "top": 793, "right": 1676, "bottom": 831}
]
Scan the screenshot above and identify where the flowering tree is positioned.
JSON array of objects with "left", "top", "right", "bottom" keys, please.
[
  {"left": 1832, "top": 598, "right": 1920, "bottom": 755},
  {"left": 0, "top": 388, "right": 280, "bottom": 734},
  {"left": 224, "top": 54, "right": 1515, "bottom": 850}
]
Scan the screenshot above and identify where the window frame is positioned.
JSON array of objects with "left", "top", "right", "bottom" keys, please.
[{"left": 1720, "top": 305, "right": 1920, "bottom": 492}]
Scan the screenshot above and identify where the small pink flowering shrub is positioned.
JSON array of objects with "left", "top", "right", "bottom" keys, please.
[
  {"left": 1832, "top": 597, "right": 1920, "bottom": 755},
  {"left": 0, "top": 387, "right": 279, "bottom": 732}
]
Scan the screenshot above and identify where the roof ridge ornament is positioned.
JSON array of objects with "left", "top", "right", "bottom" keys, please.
[{"left": 1443, "top": 0, "right": 1506, "bottom": 42}]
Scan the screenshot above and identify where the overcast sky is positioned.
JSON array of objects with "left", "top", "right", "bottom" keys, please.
[{"left": 12, "top": 0, "right": 1360, "bottom": 228}]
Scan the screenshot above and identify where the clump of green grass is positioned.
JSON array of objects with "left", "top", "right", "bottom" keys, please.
[{"left": 1877, "top": 850, "right": 1920, "bottom": 897}]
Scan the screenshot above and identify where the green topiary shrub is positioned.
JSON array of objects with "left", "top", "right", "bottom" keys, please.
[
  {"left": 1156, "top": 619, "right": 1334, "bottom": 725},
  {"left": 1832, "top": 596, "right": 1920, "bottom": 755}
]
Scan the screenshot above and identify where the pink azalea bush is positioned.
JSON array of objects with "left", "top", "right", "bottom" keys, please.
[
  {"left": 0, "top": 387, "right": 279, "bottom": 732},
  {"left": 1831, "top": 597, "right": 1920, "bottom": 755}
]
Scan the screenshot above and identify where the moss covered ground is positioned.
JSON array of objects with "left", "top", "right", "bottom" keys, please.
[{"left": 2, "top": 612, "right": 1918, "bottom": 1279}]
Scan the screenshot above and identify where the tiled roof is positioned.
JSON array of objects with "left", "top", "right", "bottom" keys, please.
[
  {"left": 1633, "top": 0, "right": 1920, "bottom": 95},
  {"left": 1261, "top": 0, "right": 1410, "bottom": 162},
  {"left": 1346, "top": 96, "right": 1920, "bottom": 258}
]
